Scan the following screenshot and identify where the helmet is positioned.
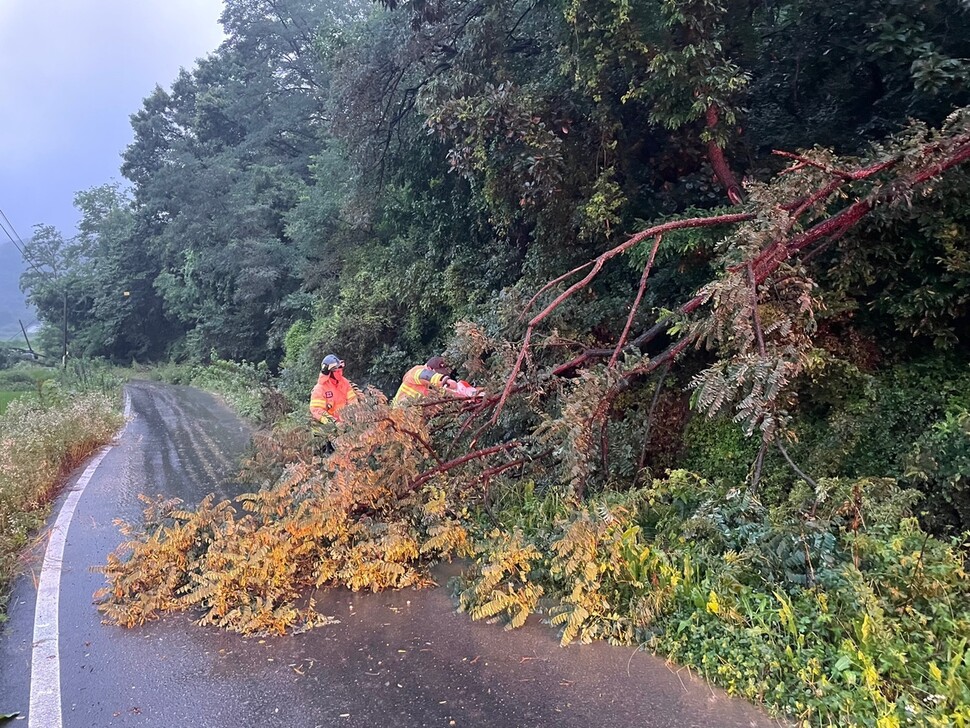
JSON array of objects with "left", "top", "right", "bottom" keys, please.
[
  {"left": 425, "top": 356, "right": 450, "bottom": 375},
  {"left": 320, "top": 354, "right": 345, "bottom": 374}
]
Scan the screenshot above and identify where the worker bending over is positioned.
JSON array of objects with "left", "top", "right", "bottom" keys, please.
[{"left": 393, "top": 356, "right": 480, "bottom": 404}]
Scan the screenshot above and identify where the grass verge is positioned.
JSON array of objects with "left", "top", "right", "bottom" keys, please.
[{"left": 0, "top": 388, "right": 123, "bottom": 622}]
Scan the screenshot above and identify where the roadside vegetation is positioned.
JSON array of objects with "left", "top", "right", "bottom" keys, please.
[
  {"left": 0, "top": 361, "right": 124, "bottom": 621},
  {"left": 16, "top": 0, "right": 970, "bottom": 725},
  {"left": 0, "top": 349, "right": 40, "bottom": 414}
]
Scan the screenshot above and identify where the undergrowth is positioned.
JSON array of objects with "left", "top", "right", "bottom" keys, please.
[{"left": 463, "top": 473, "right": 970, "bottom": 727}]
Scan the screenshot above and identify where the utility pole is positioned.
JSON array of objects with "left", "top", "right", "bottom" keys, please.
[{"left": 18, "top": 319, "right": 38, "bottom": 360}]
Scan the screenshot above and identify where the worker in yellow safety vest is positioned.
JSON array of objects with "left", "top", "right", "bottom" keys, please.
[
  {"left": 309, "top": 354, "right": 360, "bottom": 423},
  {"left": 393, "top": 356, "right": 481, "bottom": 404}
]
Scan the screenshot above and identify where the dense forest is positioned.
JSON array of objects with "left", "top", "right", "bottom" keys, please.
[{"left": 18, "top": 0, "right": 970, "bottom": 724}]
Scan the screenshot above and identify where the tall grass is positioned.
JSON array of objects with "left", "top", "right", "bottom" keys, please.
[
  {"left": 0, "top": 391, "right": 21, "bottom": 414},
  {"left": 0, "top": 387, "right": 123, "bottom": 620}
]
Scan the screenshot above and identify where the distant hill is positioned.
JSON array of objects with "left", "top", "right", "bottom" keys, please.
[{"left": 0, "top": 243, "right": 35, "bottom": 342}]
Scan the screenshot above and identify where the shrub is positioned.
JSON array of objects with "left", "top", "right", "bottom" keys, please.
[
  {"left": 680, "top": 414, "right": 760, "bottom": 485},
  {"left": 906, "top": 408, "right": 970, "bottom": 532}
]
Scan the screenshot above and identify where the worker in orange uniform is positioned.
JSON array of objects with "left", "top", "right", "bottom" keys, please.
[
  {"left": 309, "top": 354, "right": 359, "bottom": 423},
  {"left": 393, "top": 356, "right": 481, "bottom": 404}
]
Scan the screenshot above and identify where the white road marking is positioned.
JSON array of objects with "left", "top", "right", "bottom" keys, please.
[{"left": 28, "top": 390, "right": 132, "bottom": 728}]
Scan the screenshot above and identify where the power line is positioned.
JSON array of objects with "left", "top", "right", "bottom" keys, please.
[
  {"left": 0, "top": 207, "right": 57, "bottom": 285},
  {"left": 0, "top": 207, "right": 25, "bottom": 241},
  {"left": 0, "top": 206, "right": 71, "bottom": 368}
]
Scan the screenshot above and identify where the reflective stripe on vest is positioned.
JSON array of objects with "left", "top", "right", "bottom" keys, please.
[
  {"left": 310, "top": 374, "right": 358, "bottom": 422},
  {"left": 393, "top": 366, "right": 446, "bottom": 404}
]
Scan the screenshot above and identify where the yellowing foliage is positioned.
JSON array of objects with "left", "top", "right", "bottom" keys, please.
[{"left": 96, "top": 396, "right": 476, "bottom": 635}]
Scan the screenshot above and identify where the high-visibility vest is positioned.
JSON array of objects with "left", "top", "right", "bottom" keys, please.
[
  {"left": 393, "top": 365, "right": 448, "bottom": 404},
  {"left": 309, "top": 373, "right": 358, "bottom": 422}
]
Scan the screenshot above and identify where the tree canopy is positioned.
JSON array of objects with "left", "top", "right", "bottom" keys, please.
[{"left": 20, "top": 0, "right": 970, "bottom": 506}]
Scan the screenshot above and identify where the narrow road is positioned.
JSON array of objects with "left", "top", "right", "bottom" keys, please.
[{"left": 0, "top": 381, "right": 783, "bottom": 727}]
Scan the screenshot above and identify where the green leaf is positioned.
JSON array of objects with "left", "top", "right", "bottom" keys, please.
[{"left": 833, "top": 655, "right": 853, "bottom": 672}]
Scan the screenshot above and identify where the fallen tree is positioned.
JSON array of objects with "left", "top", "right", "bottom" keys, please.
[{"left": 477, "top": 109, "right": 970, "bottom": 493}]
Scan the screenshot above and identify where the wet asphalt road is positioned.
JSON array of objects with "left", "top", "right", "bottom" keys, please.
[{"left": 0, "top": 381, "right": 784, "bottom": 727}]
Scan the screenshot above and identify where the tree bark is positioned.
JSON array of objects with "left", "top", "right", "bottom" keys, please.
[{"left": 706, "top": 105, "right": 743, "bottom": 204}]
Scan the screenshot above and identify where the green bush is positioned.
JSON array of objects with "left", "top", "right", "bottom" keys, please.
[
  {"left": 906, "top": 408, "right": 970, "bottom": 532},
  {"left": 694, "top": 357, "right": 970, "bottom": 531},
  {"left": 680, "top": 414, "right": 760, "bottom": 485},
  {"left": 0, "top": 391, "right": 21, "bottom": 414},
  {"left": 0, "top": 366, "right": 55, "bottom": 391},
  {"left": 804, "top": 360, "right": 970, "bottom": 480}
]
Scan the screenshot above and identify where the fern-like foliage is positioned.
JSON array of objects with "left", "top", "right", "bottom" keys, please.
[
  {"left": 533, "top": 368, "right": 626, "bottom": 494},
  {"left": 96, "top": 396, "right": 475, "bottom": 634},
  {"left": 546, "top": 503, "right": 681, "bottom": 646},
  {"left": 690, "top": 258, "right": 818, "bottom": 441},
  {"left": 455, "top": 529, "right": 544, "bottom": 630}
]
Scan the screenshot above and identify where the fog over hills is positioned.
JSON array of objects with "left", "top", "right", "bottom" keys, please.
[{"left": 0, "top": 242, "right": 34, "bottom": 340}]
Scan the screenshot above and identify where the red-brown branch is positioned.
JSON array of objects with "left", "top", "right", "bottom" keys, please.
[
  {"left": 494, "top": 133, "right": 970, "bottom": 419},
  {"left": 609, "top": 234, "right": 662, "bottom": 367},
  {"left": 583, "top": 338, "right": 692, "bottom": 465},
  {"left": 907, "top": 136, "right": 970, "bottom": 185},
  {"left": 523, "top": 260, "right": 595, "bottom": 316},
  {"left": 551, "top": 348, "right": 615, "bottom": 377},
  {"left": 379, "top": 417, "right": 443, "bottom": 466},
  {"left": 624, "top": 137, "right": 970, "bottom": 379},
  {"left": 491, "top": 211, "right": 755, "bottom": 420},
  {"left": 787, "top": 177, "right": 845, "bottom": 229},
  {"left": 447, "top": 397, "right": 499, "bottom": 455},
  {"left": 636, "top": 362, "right": 671, "bottom": 479},
  {"left": 478, "top": 449, "right": 554, "bottom": 511},
  {"left": 476, "top": 449, "right": 551, "bottom": 487},
  {"left": 477, "top": 457, "right": 531, "bottom": 484},
  {"left": 707, "top": 105, "right": 744, "bottom": 205},
  {"left": 772, "top": 150, "right": 899, "bottom": 181},
  {"left": 408, "top": 440, "right": 520, "bottom": 492}
]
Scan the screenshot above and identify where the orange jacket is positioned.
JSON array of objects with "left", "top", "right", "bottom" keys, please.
[
  {"left": 309, "top": 372, "right": 359, "bottom": 422},
  {"left": 393, "top": 365, "right": 449, "bottom": 404}
]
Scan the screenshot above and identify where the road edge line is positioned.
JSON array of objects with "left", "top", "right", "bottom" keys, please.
[{"left": 28, "top": 390, "right": 132, "bottom": 728}]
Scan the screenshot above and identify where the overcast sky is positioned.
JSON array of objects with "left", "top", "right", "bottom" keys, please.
[{"left": 0, "top": 0, "right": 226, "bottom": 245}]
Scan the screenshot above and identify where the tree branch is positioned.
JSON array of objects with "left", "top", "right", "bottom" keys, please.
[
  {"left": 707, "top": 105, "right": 744, "bottom": 204},
  {"left": 379, "top": 417, "right": 443, "bottom": 466},
  {"left": 610, "top": 234, "right": 662, "bottom": 367},
  {"left": 492, "top": 212, "right": 754, "bottom": 420},
  {"left": 408, "top": 440, "right": 520, "bottom": 492},
  {"left": 493, "top": 131, "right": 970, "bottom": 429}
]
